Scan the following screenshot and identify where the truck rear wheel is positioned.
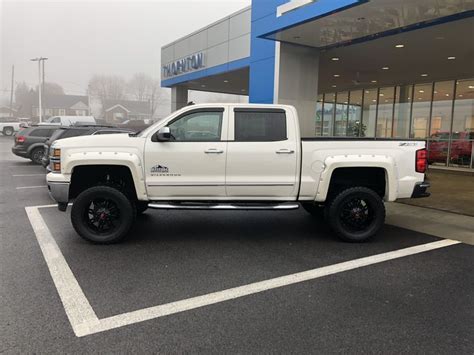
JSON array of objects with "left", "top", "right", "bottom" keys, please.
[
  {"left": 326, "top": 186, "right": 385, "bottom": 242},
  {"left": 71, "top": 186, "right": 136, "bottom": 244}
]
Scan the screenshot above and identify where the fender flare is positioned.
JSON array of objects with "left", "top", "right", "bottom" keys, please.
[
  {"left": 65, "top": 152, "right": 147, "bottom": 200},
  {"left": 314, "top": 154, "right": 398, "bottom": 202}
]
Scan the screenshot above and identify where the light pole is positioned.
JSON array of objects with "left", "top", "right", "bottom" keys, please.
[{"left": 30, "top": 57, "right": 48, "bottom": 122}]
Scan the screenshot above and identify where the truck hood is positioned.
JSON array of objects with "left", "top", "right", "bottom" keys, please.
[{"left": 53, "top": 133, "right": 146, "bottom": 151}]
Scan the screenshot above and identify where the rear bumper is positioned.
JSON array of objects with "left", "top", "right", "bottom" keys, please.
[
  {"left": 411, "top": 181, "right": 431, "bottom": 198},
  {"left": 11, "top": 146, "right": 28, "bottom": 158}
]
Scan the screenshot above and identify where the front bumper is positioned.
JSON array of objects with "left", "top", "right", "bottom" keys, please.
[
  {"left": 47, "top": 181, "right": 70, "bottom": 211},
  {"left": 411, "top": 181, "right": 431, "bottom": 198}
]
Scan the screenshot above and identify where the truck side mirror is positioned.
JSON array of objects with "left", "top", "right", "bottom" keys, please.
[{"left": 154, "top": 127, "right": 171, "bottom": 142}]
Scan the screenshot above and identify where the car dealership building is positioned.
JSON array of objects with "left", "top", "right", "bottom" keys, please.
[{"left": 161, "top": 0, "right": 474, "bottom": 169}]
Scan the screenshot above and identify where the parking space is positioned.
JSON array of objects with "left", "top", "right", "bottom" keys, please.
[{"left": 1, "top": 135, "right": 473, "bottom": 353}]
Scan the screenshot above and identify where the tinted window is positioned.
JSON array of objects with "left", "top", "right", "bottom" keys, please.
[
  {"left": 234, "top": 111, "right": 287, "bottom": 141},
  {"left": 168, "top": 111, "right": 222, "bottom": 141},
  {"left": 29, "top": 128, "right": 55, "bottom": 137}
]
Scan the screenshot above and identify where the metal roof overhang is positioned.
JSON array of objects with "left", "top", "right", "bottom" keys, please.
[{"left": 258, "top": 0, "right": 474, "bottom": 49}]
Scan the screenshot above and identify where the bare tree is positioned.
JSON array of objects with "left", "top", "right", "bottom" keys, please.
[
  {"left": 128, "top": 73, "right": 165, "bottom": 118},
  {"left": 88, "top": 74, "right": 127, "bottom": 110},
  {"left": 36, "top": 82, "right": 65, "bottom": 96},
  {"left": 128, "top": 72, "right": 151, "bottom": 102}
]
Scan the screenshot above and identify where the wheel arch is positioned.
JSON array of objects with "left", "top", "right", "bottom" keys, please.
[
  {"left": 315, "top": 155, "right": 397, "bottom": 202},
  {"left": 68, "top": 160, "right": 146, "bottom": 201}
]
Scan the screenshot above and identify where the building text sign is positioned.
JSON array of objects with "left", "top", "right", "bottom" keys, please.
[{"left": 162, "top": 52, "right": 205, "bottom": 79}]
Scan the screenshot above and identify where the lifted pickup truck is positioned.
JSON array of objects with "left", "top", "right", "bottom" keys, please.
[{"left": 46, "top": 104, "right": 430, "bottom": 244}]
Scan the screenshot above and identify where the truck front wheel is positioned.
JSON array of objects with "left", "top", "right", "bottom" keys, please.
[
  {"left": 326, "top": 186, "right": 385, "bottom": 242},
  {"left": 71, "top": 186, "right": 136, "bottom": 244}
]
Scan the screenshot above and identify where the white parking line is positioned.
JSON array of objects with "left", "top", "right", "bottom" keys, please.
[
  {"left": 13, "top": 174, "right": 45, "bottom": 177},
  {"left": 16, "top": 185, "right": 47, "bottom": 189},
  {"left": 25, "top": 204, "right": 461, "bottom": 337}
]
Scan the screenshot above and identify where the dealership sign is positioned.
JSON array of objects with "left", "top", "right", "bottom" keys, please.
[{"left": 162, "top": 52, "right": 205, "bottom": 78}]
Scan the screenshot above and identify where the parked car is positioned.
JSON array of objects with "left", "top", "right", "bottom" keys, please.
[
  {"left": 42, "top": 125, "right": 134, "bottom": 169},
  {"left": 46, "top": 103, "right": 430, "bottom": 244},
  {"left": 0, "top": 117, "right": 26, "bottom": 136},
  {"left": 39, "top": 115, "right": 96, "bottom": 126},
  {"left": 12, "top": 125, "right": 59, "bottom": 164}
]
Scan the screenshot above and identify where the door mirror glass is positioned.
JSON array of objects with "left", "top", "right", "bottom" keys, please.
[{"left": 155, "top": 126, "right": 171, "bottom": 141}]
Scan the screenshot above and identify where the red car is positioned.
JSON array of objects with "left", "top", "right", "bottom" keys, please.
[{"left": 428, "top": 131, "right": 473, "bottom": 165}]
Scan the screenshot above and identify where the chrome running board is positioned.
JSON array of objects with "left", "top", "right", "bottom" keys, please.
[{"left": 148, "top": 202, "right": 300, "bottom": 210}]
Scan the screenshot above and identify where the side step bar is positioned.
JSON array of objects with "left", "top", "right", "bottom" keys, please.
[{"left": 148, "top": 202, "right": 300, "bottom": 210}]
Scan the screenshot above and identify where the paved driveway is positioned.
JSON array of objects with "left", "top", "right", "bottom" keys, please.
[{"left": 1, "top": 135, "right": 472, "bottom": 353}]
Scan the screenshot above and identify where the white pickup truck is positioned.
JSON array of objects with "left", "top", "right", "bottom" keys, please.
[
  {"left": 46, "top": 104, "right": 430, "bottom": 244},
  {"left": 0, "top": 118, "right": 24, "bottom": 136}
]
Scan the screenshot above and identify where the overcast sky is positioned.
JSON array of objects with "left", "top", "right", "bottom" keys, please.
[{"left": 0, "top": 0, "right": 250, "bottom": 102}]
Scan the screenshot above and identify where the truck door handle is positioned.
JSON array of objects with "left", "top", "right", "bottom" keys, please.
[
  {"left": 204, "top": 149, "right": 224, "bottom": 154},
  {"left": 276, "top": 149, "right": 295, "bottom": 154}
]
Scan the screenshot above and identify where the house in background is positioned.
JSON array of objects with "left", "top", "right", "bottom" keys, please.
[
  {"left": 103, "top": 99, "right": 151, "bottom": 123},
  {"left": 32, "top": 94, "right": 89, "bottom": 118},
  {"left": 0, "top": 106, "right": 18, "bottom": 117}
]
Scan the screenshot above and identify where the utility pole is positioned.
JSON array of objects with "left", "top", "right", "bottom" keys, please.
[
  {"left": 30, "top": 57, "right": 48, "bottom": 122},
  {"left": 9, "top": 65, "right": 14, "bottom": 117},
  {"left": 42, "top": 59, "right": 45, "bottom": 101}
]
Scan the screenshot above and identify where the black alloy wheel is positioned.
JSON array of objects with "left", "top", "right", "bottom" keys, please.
[
  {"left": 326, "top": 186, "right": 385, "bottom": 242},
  {"left": 85, "top": 198, "right": 121, "bottom": 234},
  {"left": 71, "top": 186, "right": 136, "bottom": 243}
]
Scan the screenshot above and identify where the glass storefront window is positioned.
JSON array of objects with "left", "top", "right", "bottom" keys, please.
[
  {"left": 315, "top": 94, "right": 324, "bottom": 136},
  {"left": 335, "top": 92, "right": 349, "bottom": 136},
  {"left": 450, "top": 79, "right": 474, "bottom": 168},
  {"left": 411, "top": 83, "right": 432, "bottom": 138},
  {"left": 377, "top": 87, "right": 395, "bottom": 137},
  {"left": 428, "top": 81, "right": 455, "bottom": 166},
  {"left": 393, "top": 85, "right": 412, "bottom": 138},
  {"left": 323, "top": 93, "right": 335, "bottom": 136},
  {"left": 348, "top": 90, "right": 362, "bottom": 137},
  {"left": 362, "top": 89, "right": 377, "bottom": 137},
  {"left": 430, "top": 81, "right": 455, "bottom": 136}
]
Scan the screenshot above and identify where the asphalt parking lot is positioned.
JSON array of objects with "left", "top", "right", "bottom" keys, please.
[{"left": 1, "top": 135, "right": 473, "bottom": 353}]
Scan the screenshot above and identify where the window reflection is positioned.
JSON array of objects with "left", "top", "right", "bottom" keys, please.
[
  {"left": 362, "top": 89, "right": 377, "bottom": 137},
  {"left": 411, "top": 83, "right": 432, "bottom": 138},
  {"left": 323, "top": 93, "right": 335, "bottom": 136},
  {"left": 317, "top": 78, "right": 473, "bottom": 169},
  {"left": 450, "top": 79, "right": 474, "bottom": 168},
  {"left": 377, "top": 87, "right": 395, "bottom": 137},
  {"left": 393, "top": 85, "right": 412, "bottom": 138},
  {"left": 315, "top": 94, "right": 324, "bottom": 136},
  {"left": 348, "top": 90, "right": 362, "bottom": 137},
  {"left": 335, "top": 91, "right": 349, "bottom": 136}
]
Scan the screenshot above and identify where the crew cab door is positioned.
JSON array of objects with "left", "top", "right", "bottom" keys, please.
[
  {"left": 225, "top": 107, "right": 299, "bottom": 199},
  {"left": 144, "top": 107, "right": 228, "bottom": 199}
]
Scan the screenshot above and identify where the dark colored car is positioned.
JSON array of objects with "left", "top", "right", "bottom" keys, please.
[
  {"left": 11, "top": 125, "right": 59, "bottom": 164},
  {"left": 41, "top": 125, "right": 134, "bottom": 169}
]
